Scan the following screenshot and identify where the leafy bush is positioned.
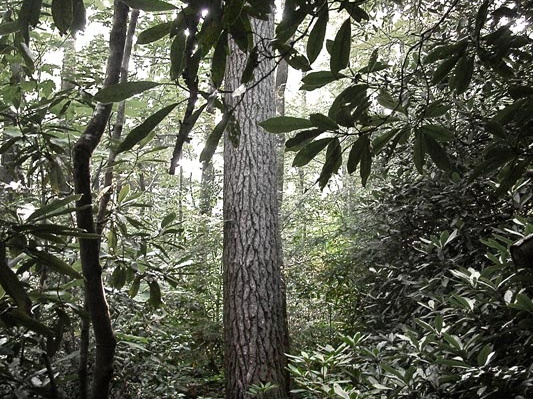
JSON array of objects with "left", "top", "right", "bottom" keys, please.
[{"left": 289, "top": 221, "right": 533, "bottom": 398}]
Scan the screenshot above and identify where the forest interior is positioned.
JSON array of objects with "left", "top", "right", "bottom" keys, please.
[{"left": 0, "top": 0, "right": 533, "bottom": 398}]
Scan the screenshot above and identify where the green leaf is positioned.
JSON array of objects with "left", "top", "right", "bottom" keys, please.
[
  {"left": 26, "top": 195, "right": 81, "bottom": 222},
  {"left": 508, "top": 85, "right": 533, "bottom": 99},
  {"left": 241, "top": 46, "right": 258, "bottom": 84},
  {"left": 328, "top": 84, "right": 368, "bottom": 121},
  {"left": 300, "top": 71, "right": 344, "bottom": 91},
  {"left": 52, "top": 0, "right": 73, "bottom": 35},
  {"left": 367, "top": 49, "right": 379, "bottom": 71},
  {"left": 229, "top": 15, "right": 252, "bottom": 52},
  {"left": 435, "top": 314, "right": 443, "bottom": 334},
  {"left": 5, "top": 308, "right": 53, "bottom": 337},
  {"left": 432, "top": 55, "right": 460, "bottom": 84},
  {"left": 160, "top": 212, "right": 177, "bottom": 229},
  {"left": 359, "top": 61, "right": 389, "bottom": 74},
  {"left": 197, "top": 18, "right": 222, "bottom": 55},
  {"left": 443, "top": 333, "right": 463, "bottom": 350},
  {"left": 372, "top": 129, "right": 397, "bottom": 155},
  {"left": 222, "top": 0, "right": 246, "bottom": 27},
  {"left": 309, "top": 113, "right": 338, "bottom": 131},
  {"left": 318, "top": 138, "right": 342, "bottom": 189},
  {"left": 31, "top": 250, "right": 82, "bottom": 279},
  {"left": 377, "top": 90, "right": 406, "bottom": 115},
  {"left": 129, "top": 276, "right": 141, "bottom": 298},
  {"left": 170, "top": 31, "right": 187, "bottom": 80},
  {"left": 111, "top": 267, "right": 126, "bottom": 290},
  {"left": 360, "top": 138, "right": 372, "bottom": 186},
  {"left": 117, "top": 184, "right": 130, "bottom": 204},
  {"left": 285, "top": 129, "right": 322, "bottom": 151},
  {"left": 19, "top": 0, "right": 42, "bottom": 27},
  {"left": 330, "top": 18, "right": 351, "bottom": 75},
  {"left": 259, "top": 116, "right": 313, "bottom": 133},
  {"left": 420, "top": 124, "right": 453, "bottom": 141},
  {"left": 292, "top": 138, "right": 332, "bottom": 167},
  {"left": 116, "top": 103, "right": 178, "bottom": 154},
  {"left": 211, "top": 31, "right": 228, "bottom": 88},
  {"left": 477, "top": 344, "right": 494, "bottom": 367},
  {"left": 450, "top": 55, "right": 474, "bottom": 94},
  {"left": 424, "top": 100, "right": 451, "bottom": 118},
  {"left": 137, "top": 22, "right": 172, "bottom": 44},
  {"left": 510, "top": 293, "right": 533, "bottom": 311},
  {"left": 148, "top": 280, "right": 162, "bottom": 308},
  {"left": 414, "top": 132, "right": 426, "bottom": 174},
  {"left": 382, "top": 364, "right": 404, "bottom": 381},
  {"left": 200, "top": 112, "right": 231, "bottom": 163},
  {"left": 306, "top": 5, "right": 328, "bottom": 64},
  {"left": 286, "top": 52, "right": 311, "bottom": 72},
  {"left": 475, "top": 0, "right": 490, "bottom": 36},
  {"left": 276, "top": 3, "right": 306, "bottom": 43},
  {"left": 94, "top": 81, "right": 160, "bottom": 103},
  {"left": 448, "top": 294, "right": 475, "bottom": 311},
  {"left": 347, "top": 135, "right": 369, "bottom": 175},
  {"left": 0, "top": 21, "right": 21, "bottom": 36},
  {"left": 0, "top": 259, "right": 32, "bottom": 314},
  {"left": 121, "top": 0, "right": 176, "bottom": 11},
  {"left": 424, "top": 134, "right": 451, "bottom": 171},
  {"left": 424, "top": 40, "right": 468, "bottom": 64},
  {"left": 18, "top": 43, "right": 35, "bottom": 72},
  {"left": 71, "top": 0, "right": 86, "bottom": 34},
  {"left": 344, "top": 4, "right": 370, "bottom": 22},
  {"left": 333, "top": 383, "right": 350, "bottom": 399}
]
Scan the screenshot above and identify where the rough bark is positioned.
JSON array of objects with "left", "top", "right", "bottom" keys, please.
[
  {"left": 199, "top": 154, "right": 216, "bottom": 216},
  {"left": 72, "top": 2, "right": 128, "bottom": 398},
  {"left": 223, "top": 14, "right": 290, "bottom": 399}
]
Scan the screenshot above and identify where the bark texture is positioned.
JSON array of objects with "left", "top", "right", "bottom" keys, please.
[
  {"left": 223, "top": 15, "right": 290, "bottom": 399},
  {"left": 72, "top": 2, "right": 128, "bottom": 398}
]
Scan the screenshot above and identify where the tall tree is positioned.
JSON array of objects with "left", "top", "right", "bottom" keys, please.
[{"left": 223, "top": 13, "right": 290, "bottom": 399}]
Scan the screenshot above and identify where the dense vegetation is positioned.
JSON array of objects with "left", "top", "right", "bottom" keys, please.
[{"left": 0, "top": 0, "right": 532, "bottom": 398}]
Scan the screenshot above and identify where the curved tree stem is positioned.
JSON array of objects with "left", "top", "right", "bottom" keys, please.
[{"left": 73, "top": 2, "right": 129, "bottom": 398}]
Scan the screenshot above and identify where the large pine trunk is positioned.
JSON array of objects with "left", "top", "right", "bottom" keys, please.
[{"left": 222, "top": 14, "right": 290, "bottom": 399}]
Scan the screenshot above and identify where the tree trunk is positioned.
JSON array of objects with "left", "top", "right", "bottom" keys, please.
[
  {"left": 223, "top": 14, "right": 290, "bottom": 399},
  {"left": 97, "top": 8, "right": 139, "bottom": 235},
  {"left": 72, "top": 2, "right": 128, "bottom": 398}
]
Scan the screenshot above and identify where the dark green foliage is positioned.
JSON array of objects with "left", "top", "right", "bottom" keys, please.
[
  {"left": 94, "top": 81, "right": 161, "bottom": 103},
  {"left": 116, "top": 103, "right": 178, "bottom": 154}
]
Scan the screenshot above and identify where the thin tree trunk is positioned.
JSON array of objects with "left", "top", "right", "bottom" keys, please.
[
  {"left": 223, "top": 14, "right": 290, "bottom": 399},
  {"left": 97, "top": 8, "right": 139, "bottom": 235},
  {"left": 72, "top": 2, "right": 128, "bottom": 398},
  {"left": 78, "top": 297, "right": 90, "bottom": 399}
]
